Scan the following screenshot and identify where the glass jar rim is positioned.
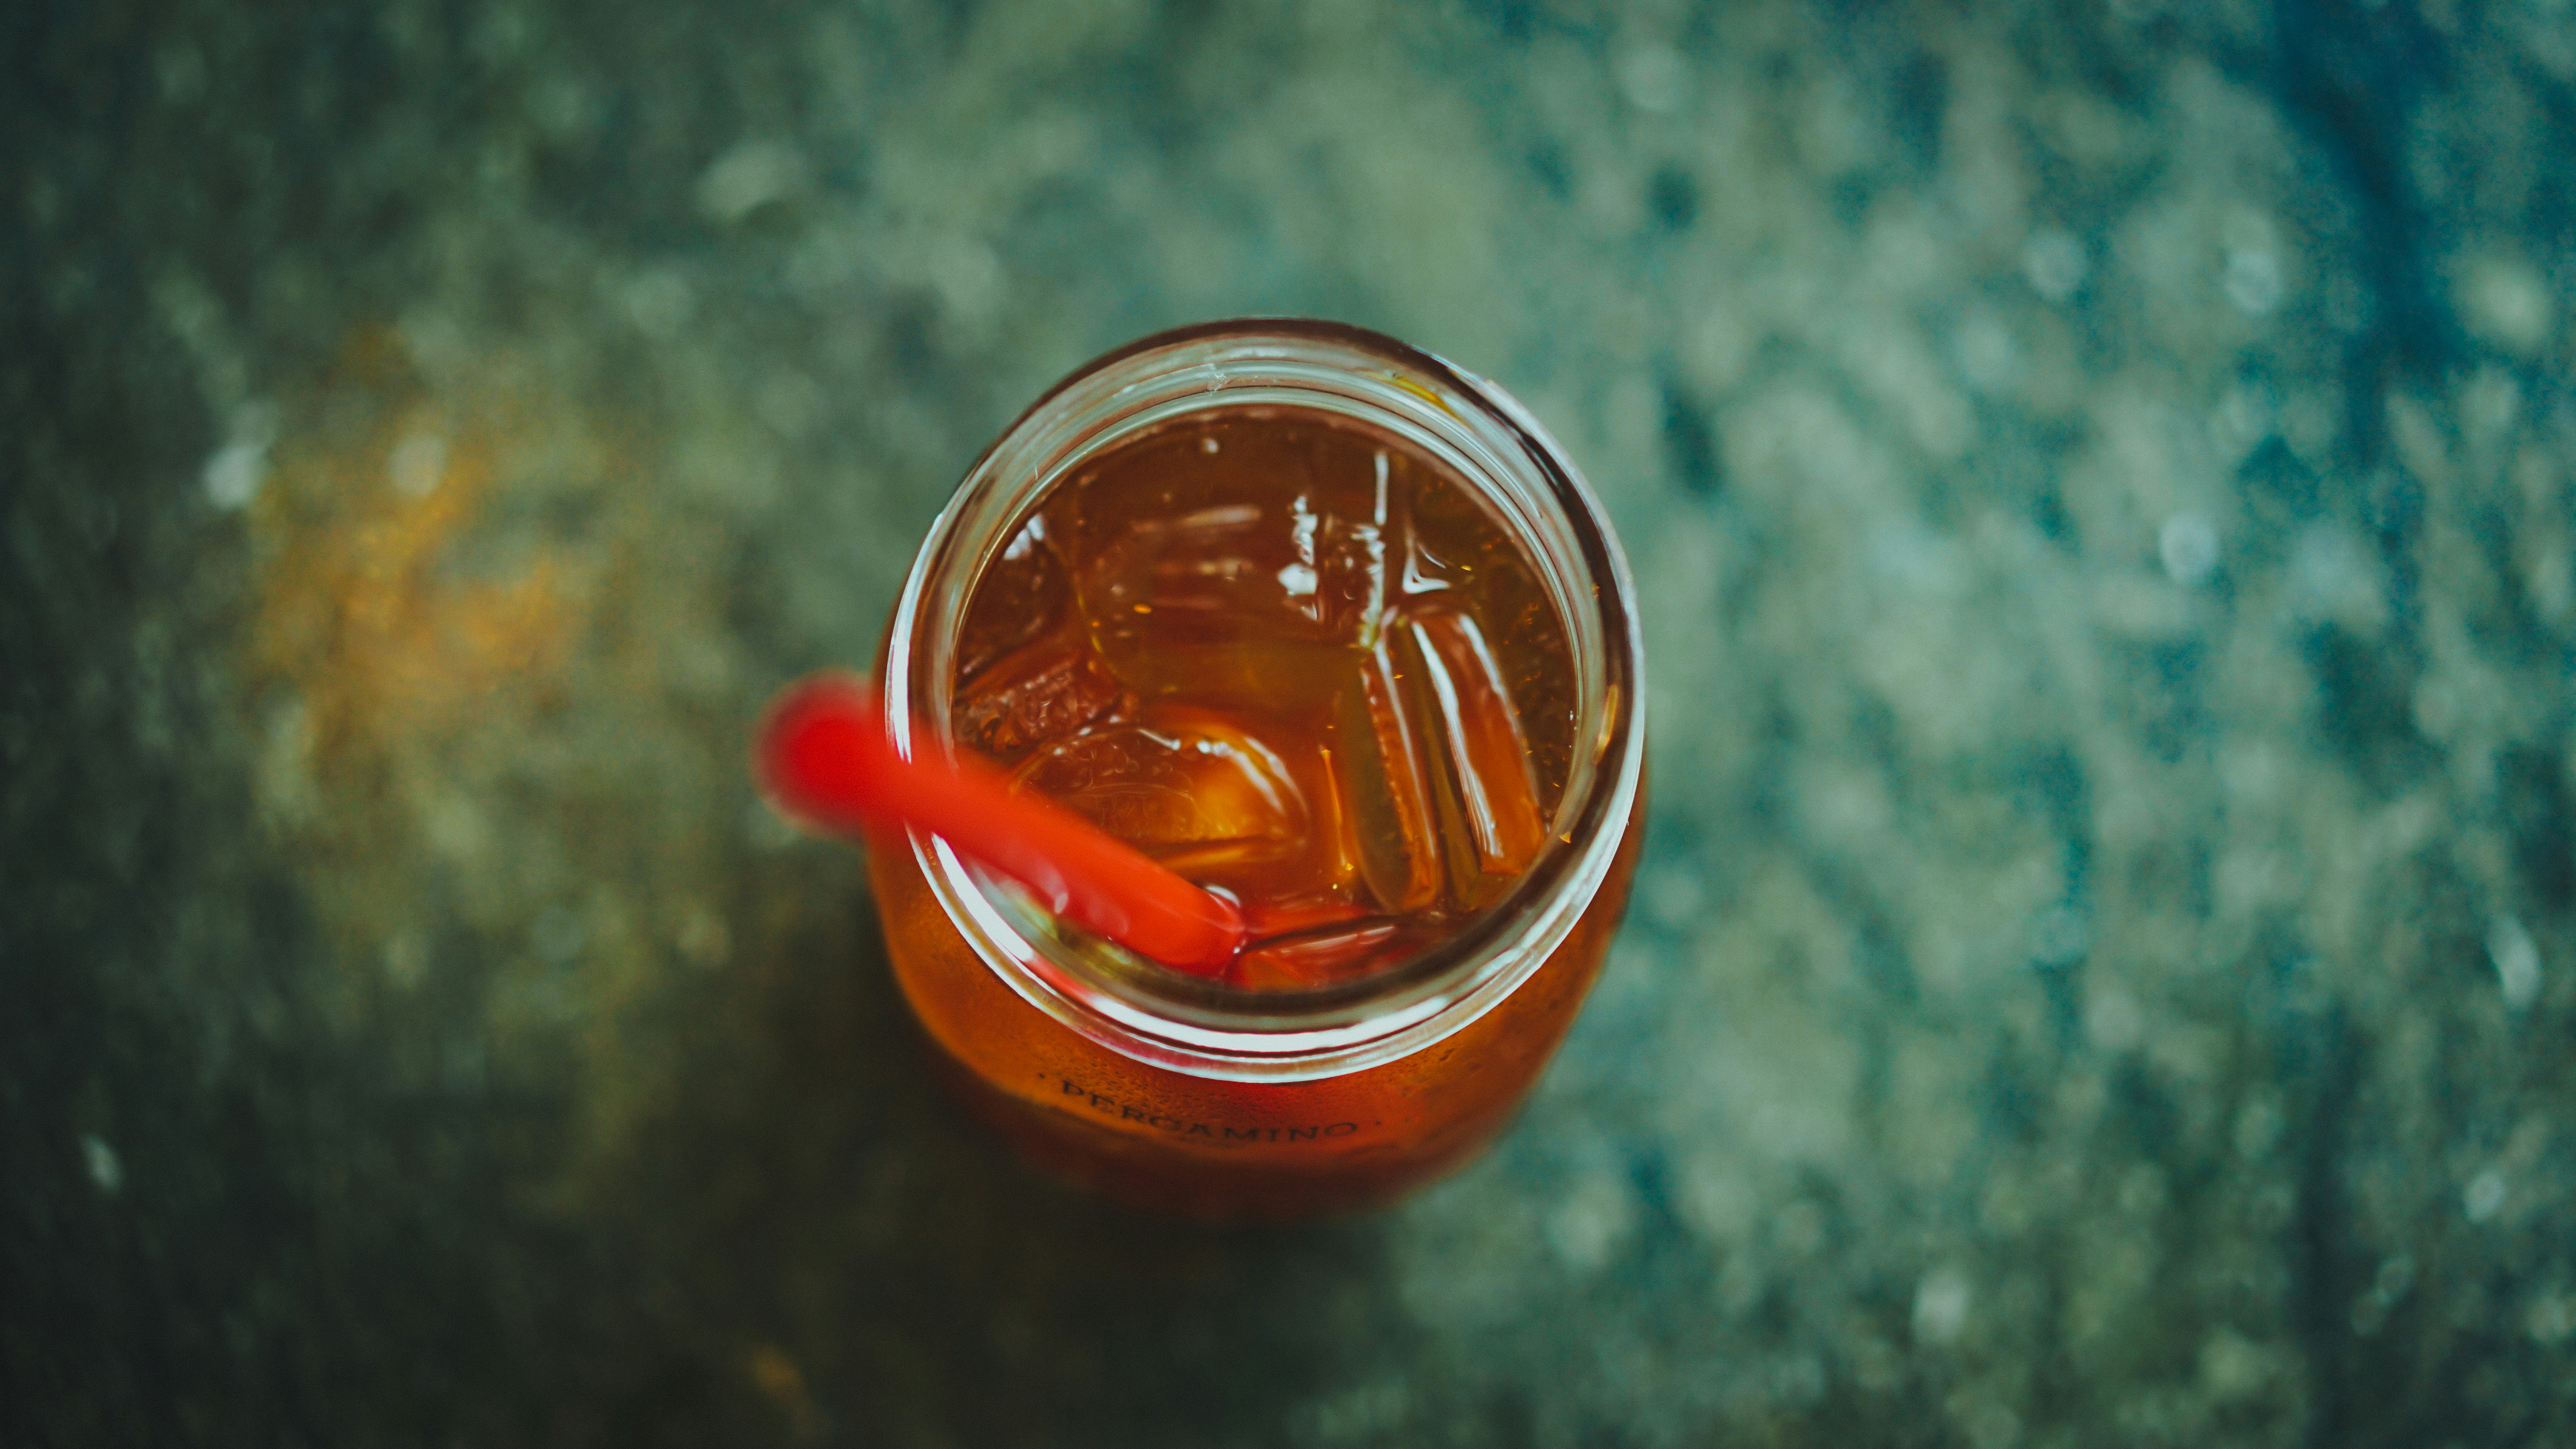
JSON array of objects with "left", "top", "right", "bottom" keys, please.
[{"left": 881, "top": 319, "right": 1645, "bottom": 1082}]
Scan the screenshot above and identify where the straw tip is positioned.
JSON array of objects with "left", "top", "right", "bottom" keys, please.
[
  {"left": 754, "top": 671, "right": 888, "bottom": 825},
  {"left": 750, "top": 670, "right": 1253, "bottom": 978}
]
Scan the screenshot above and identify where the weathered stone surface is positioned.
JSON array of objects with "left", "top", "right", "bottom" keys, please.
[{"left": 7, "top": 1, "right": 2573, "bottom": 1444}]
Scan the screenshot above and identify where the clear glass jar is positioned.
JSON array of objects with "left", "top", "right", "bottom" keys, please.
[{"left": 868, "top": 320, "right": 1646, "bottom": 1217}]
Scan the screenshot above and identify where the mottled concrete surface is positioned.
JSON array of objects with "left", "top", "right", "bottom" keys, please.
[{"left": 7, "top": 1, "right": 2576, "bottom": 1444}]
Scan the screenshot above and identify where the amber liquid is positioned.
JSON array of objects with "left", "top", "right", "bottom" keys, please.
[
  {"left": 872, "top": 405, "right": 1638, "bottom": 1216},
  {"left": 950, "top": 408, "right": 1578, "bottom": 984}
]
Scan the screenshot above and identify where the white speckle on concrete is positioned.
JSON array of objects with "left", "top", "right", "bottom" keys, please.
[
  {"left": 203, "top": 441, "right": 267, "bottom": 509},
  {"left": 2384, "top": 391, "right": 2448, "bottom": 482},
  {"left": 2458, "top": 254, "right": 2555, "bottom": 355},
  {"left": 2021, "top": 229, "right": 2087, "bottom": 301},
  {"left": 1686, "top": 303, "right": 1757, "bottom": 393},
  {"left": 1545, "top": 1167, "right": 1637, "bottom": 1273},
  {"left": 1638, "top": 863, "right": 1705, "bottom": 929},
  {"left": 2211, "top": 382, "right": 2274, "bottom": 459},
  {"left": 2221, "top": 207, "right": 2288, "bottom": 318},
  {"left": 383, "top": 931, "right": 429, "bottom": 988},
  {"left": 82, "top": 1135, "right": 122, "bottom": 1194},
  {"left": 395, "top": 305, "right": 472, "bottom": 383},
  {"left": 2352, "top": 1253, "right": 2414, "bottom": 1335},
  {"left": 1300, "top": 1378, "right": 1412, "bottom": 1442},
  {"left": 677, "top": 903, "right": 732, "bottom": 969},
  {"left": 2465, "top": 1167, "right": 2508, "bottom": 1223},
  {"left": 696, "top": 139, "right": 808, "bottom": 223},
  {"left": 388, "top": 431, "right": 447, "bottom": 497},
  {"left": 623, "top": 267, "right": 696, "bottom": 339},
  {"left": 1914, "top": 1265, "right": 1972, "bottom": 1343},
  {"left": 1953, "top": 310, "right": 2024, "bottom": 394},
  {"left": 2223, "top": 246, "right": 2284, "bottom": 316},
  {"left": 2489, "top": 916, "right": 2542, "bottom": 1010},
  {"left": 255, "top": 695, "right": 321, "bottom": 828},
  {"left": 1675, "top": 1151, "right": 1759, "bottom": 1245},
  {"left": 1616, "top": 45, "right": 1689, "bottom": 114},
  {"left": 419, "top": 790, "right": 488, "bottom": 861},
  {"left": 203, "top": 400, "right": 279, "bottom": 511},
  {"left": 2459, "top": 365, "right": 2521, "bottom": 443},
  {"left": 2234, "top": 1094, "right": 2286, "bottom": 1158},
  {"left": 2529, "top": 1292, "right": 2576, "bottom": 1346},
  {"left": 2198, "top": 1329, "right": 2277, "bottom": 1401},
  {"left": 155, "top": 41, "right": 207, "bottom": 106},
  {"left": 2158, "top": 512, "right": 2219, "bottom": 585},
  {"left": 1964, "top": 1400, "right": 2022, "bottom": 1449},
  {"left": 2117, "top": 1162, "right": 2169, "bottom": 1217},
  {"left": 2288, "top": 524, "right": 2390, "bottom": 633},
  {"left": 2085, "top": 987, "right": 2145, "bottom": 1051},
  {"left": 926, "top": 235, "right": 1005, "bottom": 331}
]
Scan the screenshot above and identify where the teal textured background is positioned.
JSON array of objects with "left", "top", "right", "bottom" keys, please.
[{"left": 6, "top": 1, "right": 2573, "bottom": 1443}]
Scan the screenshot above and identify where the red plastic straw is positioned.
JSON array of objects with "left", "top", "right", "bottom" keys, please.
[{"left": 755, "top": 673, "right": 1248, "bottom": 975}]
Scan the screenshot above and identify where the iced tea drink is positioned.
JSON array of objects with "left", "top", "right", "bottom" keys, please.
[{"left": 869, "top": 322, "right": 1644, "bottom": 1216}]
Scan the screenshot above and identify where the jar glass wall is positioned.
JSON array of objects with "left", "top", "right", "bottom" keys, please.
[{"left": 869, "top": 320, "right": 1646, "bottom": 1217}]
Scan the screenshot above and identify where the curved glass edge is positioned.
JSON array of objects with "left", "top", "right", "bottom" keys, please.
[{"left": 881, "top": 320, "right": 1648, "bottom": 1083}]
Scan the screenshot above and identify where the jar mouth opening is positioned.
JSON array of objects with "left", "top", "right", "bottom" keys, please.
[{"left": 884, "top": 319, "right": 1643, "bottom": 1075}]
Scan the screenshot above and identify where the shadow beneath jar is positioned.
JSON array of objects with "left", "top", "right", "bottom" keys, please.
[{"left": 560, "top": 852, "right": 1416, "bottom": 1448}]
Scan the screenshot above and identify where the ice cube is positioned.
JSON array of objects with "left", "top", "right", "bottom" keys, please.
[
  {"left": 1400, "top": 608, "right": 1547, "bottom": 906},
  {"left": 954, "top": 640, "right": 1129, "bottom": 764},
  {"left": 1078, "top": 500, "right": 1279, "bottom": 654},
  {"left": 1074, "top": 452, "right": 1400, "bottom": 662},
  {"left": 1325, "top": 640, "right": 1444, "bottom": 915},
  {"left": 1396, "top": 466, "right": 1492, "bottom": 600},
  {"left": 957, "top": 514, "right": 1072, "bottom": 682},
  {"left": 1011, "top": 711, "right": 1307, "bottom": 877},
  {"left": 1285, "top": 465, "right": 1394, "bottom": 644},
  {"left": 1230, "top": 915, "right": 1421, "bottom": 990}
]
